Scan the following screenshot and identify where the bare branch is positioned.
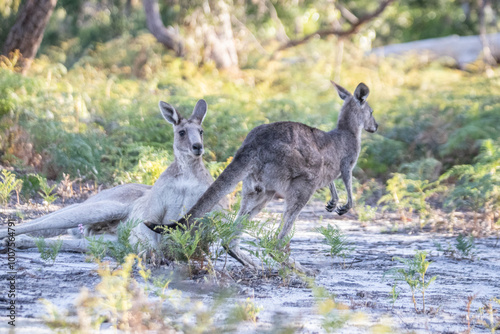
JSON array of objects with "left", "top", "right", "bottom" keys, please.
[
  {"left": 231, "top": 15, "right": 269, "bottom": 56},
  {"left": 265, "top": 0, "right": 290, "bottom": 43},
  {"left": 143, "top": 0, "right": 184, "bottom": 56},
  {"left": 334, "top": 2, "right": 359, "bottom": 25},
  {"left": 274, "top": 0, "right": 395, "bottom": 53}
]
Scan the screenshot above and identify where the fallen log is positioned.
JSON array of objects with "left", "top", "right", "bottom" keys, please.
[{"left": 371, "top": 33, "right": 500, "bottom": 67}]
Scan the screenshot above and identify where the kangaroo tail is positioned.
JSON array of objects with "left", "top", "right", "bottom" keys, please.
[{"left": 146, "top": 152, "right": 251, "bottom": 233}]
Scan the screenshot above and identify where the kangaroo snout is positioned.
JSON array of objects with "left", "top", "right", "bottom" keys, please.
[{"left": 192, "top": 143, "right": 203, "bottom": 155}]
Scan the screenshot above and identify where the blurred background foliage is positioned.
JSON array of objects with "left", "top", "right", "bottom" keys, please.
[{"left": 0, "top": 0, "right": 498, "bottom": 219}]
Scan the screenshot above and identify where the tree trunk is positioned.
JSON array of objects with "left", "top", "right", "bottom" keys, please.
[
  {"left": 477, "top": 0, "right": 497, "bottom": 66},
  {"left": 203, "top": 1, "right": 239, "bottom": 69},
  {"left": 2, "top": 0, "right": 57, "bottom": 74},
  {"left": 143, "top": 0, "right": 184, "bottom": 56}
]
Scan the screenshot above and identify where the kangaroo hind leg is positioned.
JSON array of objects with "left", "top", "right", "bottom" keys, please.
[
  {"left": 0, "top": 201, "right": 130, "bottom": 240},
  {"left": 276, "top": 178, "right": 317, "bottom": 275},
  {"left": 227, "top": 182, "right": 276, "bottom": 269},
  {"left": 13, "top": 233, "right": 117, "bottom": 253}
]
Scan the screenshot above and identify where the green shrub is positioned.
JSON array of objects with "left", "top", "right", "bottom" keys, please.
[
  {"left": 385, "top": 251, "right": 437, "bottom": 314},
  {"left": 0, "top": 169, "right": 22, "bottom": 205},
  {"left": 316, "top": 224, "right": 355, "bottom": 265},
  {"left": 35, "top": 237, "right": 63, "bottom": 264},
  {"left": 440, "top": 140, "right": 500, "bottom": 226}
]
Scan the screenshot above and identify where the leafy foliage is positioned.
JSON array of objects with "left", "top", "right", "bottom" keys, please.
[
  {"left": 434, "top": 234, "right": 478, "bottom": 260},
  {"left": 378, "top": 173, "right": 444, "bottom": 225},
  {"left": 0, "top": 169, "right": 22, "bottom": 205},
  {"left": 243, "top": 217, "right": 295, "bottom": 279},
  {"left": 385, "top": 251, "right": 437, "bottom": 313},
  {"left": 35, "top": 237, "right": 63, "bottom": 264},
  {"left": 36, "top": 175, "right": 58, "bottom": 205},
  {"left": 316, "top": 224, "right": 355, "bottom": 264},
  {"left": 105, "top": 219, "right": 141, "bottom": 264},
  {"left": 440, "top": 140, "right": 500, "bottom": 225}
]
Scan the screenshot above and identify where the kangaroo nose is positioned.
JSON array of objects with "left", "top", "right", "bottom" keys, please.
[{"left": 192, "top": 143, "right": 203, "bottom": 155}]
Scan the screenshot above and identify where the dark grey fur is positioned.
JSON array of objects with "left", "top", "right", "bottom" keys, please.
[{"left": 147, "top": 82, "right": 378, "bottom": 272}]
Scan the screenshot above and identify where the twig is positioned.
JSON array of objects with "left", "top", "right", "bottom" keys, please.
[{"left": 273, "top": 0, "right": 395, "bottom": 53}]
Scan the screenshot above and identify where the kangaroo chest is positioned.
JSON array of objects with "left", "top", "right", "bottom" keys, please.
[{"left": 161, "top": 177, "right": 210, "bottom": 223}]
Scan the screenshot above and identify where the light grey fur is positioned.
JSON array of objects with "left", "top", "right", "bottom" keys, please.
[
  {"left": 0, "top": 99, "right": 227, "bottom": 251},
  {"left": 147, "top": 82, "right": 378, "bottom": 273}
]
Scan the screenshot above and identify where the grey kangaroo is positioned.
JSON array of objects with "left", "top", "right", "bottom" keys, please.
[
  {"left": 146, "top": 82, "right": 378, "bottom": 273},
  {"left": 0, "top": 99, "right": 227, "bottom": 252}
]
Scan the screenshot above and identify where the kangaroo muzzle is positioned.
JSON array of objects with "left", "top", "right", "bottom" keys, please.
[{"left": 192, "top": 143, "right": 203, "bottom": 156}]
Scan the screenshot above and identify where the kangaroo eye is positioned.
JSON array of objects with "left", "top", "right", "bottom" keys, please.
[
  {"left": 199, "top": 130, "right": 204, "bottom": 135},
  {"left": 179, "top": 130, "right": 186, "bottom": 137}
]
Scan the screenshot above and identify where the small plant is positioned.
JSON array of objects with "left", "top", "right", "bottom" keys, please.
[
  {"left": 36, "top": 175, "right": 58, "bottom": 205},
  {"left": 35, "top": 237, "right": 63, "bottom": 264},
  {"left": 105, "top": 219, "right": 141, "bottom": 264},
  {"left": 389, "top": 284, "right": 400, "bottom": 310},
  {"left": 378, "top": 173, "right": 443, "bottom": 227},
  {"left": 378, "top": 173, "right": 414, "bottom": 224},
  {"left": 228, "top": 298, "right": 263, "bottom": 323},
  {"left": 42, "top": 254, "right": 176, "bottom": 332},
  {"left": 0, "top": 169, "right": 22, "bottom": 206},
  {"left": 243, "top": 217, "right": 295, "bottom": 280},
  {"left": 57, "top": 173, "right": 75, "bottom": 202},
  {"left": 20, "top": 174, "right": 41, "bottom": 202},
  {"left": 455, "top": 234, "right": 477, "bottom": 259},
  {"left": 311, "top": 283, "right": 351, "bottom": 331},
  {"left": 356, "top": 204, "right": 377, "bottom": 223},
  {"left": 85, "top": 235, "right": 108, "bottom": 262},
  {"left": 465, "top": 294, "right": 478, "bottom": 334},
  {"left": 316, "top": 224, "right": 355, "bottom": 266},
  {"left": 162, "top": 222, "right": 203, "bottom": 277},
  {"left": 201, "top": 210, "right": 245, "bottom": 270},
  {"left": 41, "top": 254, "right": 248, "bottom": 332},
  {"left": 385, "top": 250, "right": 437, "bottom": 313},
  {"left": 477, "top": 297, "right": 500, "bottom": 333},
  {"left": 434, "top": 234, "right": 477, "bottom": 260}
]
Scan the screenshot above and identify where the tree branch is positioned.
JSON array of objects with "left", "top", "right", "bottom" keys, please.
[
  {"left": 143, "top": 0, "right": 184, "bottom": 56},
  {"left": 274, "top": 0, "right": 395, "bottom": 53},
  {"left": 265, "top": 0, "right": 290, "bottom": 43}
]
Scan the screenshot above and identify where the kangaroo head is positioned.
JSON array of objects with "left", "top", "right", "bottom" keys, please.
[
  {"left": 332, "top": 81, "right": 378, "bottom": 133},
  {"left": 159, "top": 99, "right": 207, "bottom": 157}
]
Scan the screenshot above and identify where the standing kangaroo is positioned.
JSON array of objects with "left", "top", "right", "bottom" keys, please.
[
  {"left": 146, "top": 82, "right": 377, "bottom": 273},
  {"left": 0, "top": 99, "right": 227, "bottom": 252}
]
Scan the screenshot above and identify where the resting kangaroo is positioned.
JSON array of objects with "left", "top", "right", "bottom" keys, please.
[
  {"left": 146, "top": 82, "right": 377, "bottom": 273},
  {"left": 0, "top": 99, "right": 227, "bottom": 252}
]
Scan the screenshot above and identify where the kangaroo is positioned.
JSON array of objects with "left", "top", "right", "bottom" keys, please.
[
  {"left": 146, "top": 82, "right": 378, "bottom": 273},
  {"left": 0, "top": 99, "right": 227, "bottom": 252}
]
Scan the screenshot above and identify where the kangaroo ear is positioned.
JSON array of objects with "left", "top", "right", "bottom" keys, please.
[
  {"left": 331, "top": 81, "right": 351, "bottom": 101},
  {"left": 159, "top": 101, "right": 181, "bottom": 125},
  {"left": 354, "top": 83, "right": 370, "bottom": 104},
  {"left": 189, "top": 99, "right": 207, "bottom": 124}
]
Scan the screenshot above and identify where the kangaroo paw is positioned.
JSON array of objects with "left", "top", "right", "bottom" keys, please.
[
  {"left": 335, "top": 205, "right": 350, "bottom": 216},
  {"left": 325, "top": 201, "right": 336, "bottom": 212}
]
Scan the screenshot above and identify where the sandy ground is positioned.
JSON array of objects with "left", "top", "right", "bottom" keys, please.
[{"left": 0, "top": 199, "right": 499, "bottom": 333}]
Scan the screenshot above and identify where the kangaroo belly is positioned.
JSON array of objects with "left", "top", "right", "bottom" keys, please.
[{"left": 161, "top": 179, "right": 211, "bottom": 224}]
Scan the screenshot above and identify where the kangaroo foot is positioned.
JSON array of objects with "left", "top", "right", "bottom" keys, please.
[
  {"left": 288, "top": 258, "right": 318, "bottom": 276},
  {"left": 334, "top": 205, "right": 350, "bottom": 216},
  {"left": 226, "top": 247, "right": 259, "bottom": 270},
  {"left": 325, "top": 200, "right": 336, "bottom": 212}
]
